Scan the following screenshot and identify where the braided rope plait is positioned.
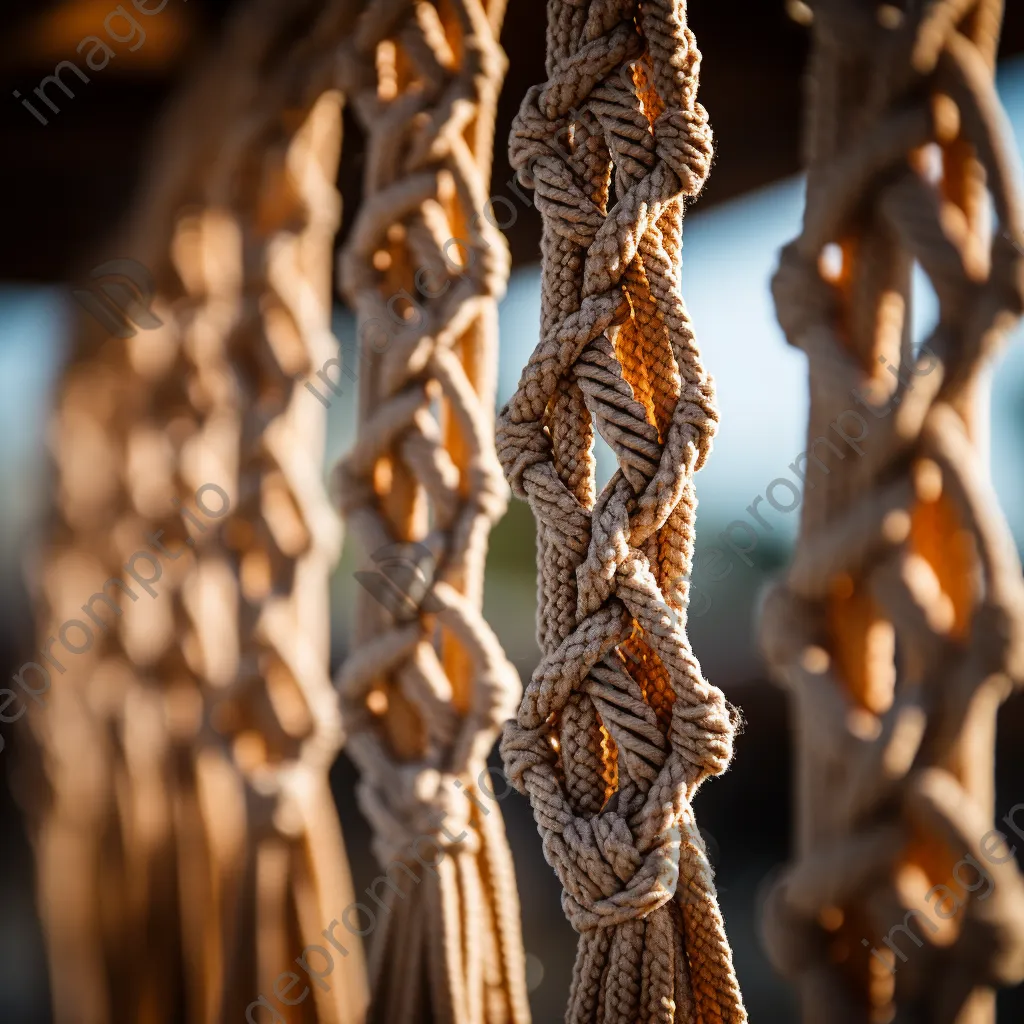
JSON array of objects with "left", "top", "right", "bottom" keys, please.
[
  {"left": 499, "top": 1, "right": 746, "bottom": 1021},
  {"left": 24, "top": 4, "right": 370, "bottom": 1021},
  {"left": 332, "top": 2, "right": 530, "bottom": 1022},
  {"left": 760, "top": 2, "right": 1024, "bottom": 1021}
]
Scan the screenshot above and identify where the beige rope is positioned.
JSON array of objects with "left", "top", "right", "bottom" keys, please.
[
  {"left": 22, "top": 3, "right": 369, "bottom": 1021},
  {"left": 761, "top": 2, "right": 1024, "bottom": 1021},
  {"left": 332, "top": 2, "right": 530, "bottom": 1023},
  {"left": 499, "top": 2, "right": 746, "bottom": 1021}
]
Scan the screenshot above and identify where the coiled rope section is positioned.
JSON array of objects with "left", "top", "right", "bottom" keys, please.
[
  {"left": 761, "top": 2, "right": 1024, "bottom": 1021},
  {"left": 333, "top": 2, "right": 530, "bottom": 1022},
  {"left": 499, "top": 1, "right": 746, "bottom": 1020}
]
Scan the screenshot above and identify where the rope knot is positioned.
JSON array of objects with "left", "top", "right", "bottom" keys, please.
[
  {"left": 560, "top": 812, "right": 681, "bottom": 931},
  {"left": 509, "top": 85, "right": 557, "bottom": 186},
  {"left": 495, "top": 414, "right": 551, "bottom": 499},
  {"left": 363, "top": 766, "right": 481, "bottom": 867},
  {"left": 676, "top": 703, "right": 736, "bottom": 779},
  {"left": 654, "top": 104, "right": 713, "bottom": 197},
  {"left": 771, "top": 241, "right": 837, "bottom": 352},
  {"left": 500, "top": 720, "right": 556, "bottom": 793}
]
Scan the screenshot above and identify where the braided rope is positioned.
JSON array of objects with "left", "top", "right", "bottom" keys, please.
[
  {"left": 332, "top": 2, "right": 530, "bottom": 1022},
  {"left": 761, "top": 2, "right": 1024, "bottom": 1021},
  {"left": 23, "top": 3, "right": 369, "bottom": 1021},
  {"left": 499, "top": 2, "right": 746, "bottom": 1021}
]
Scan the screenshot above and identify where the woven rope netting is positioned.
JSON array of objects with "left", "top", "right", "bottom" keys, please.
[
  {"left": 761, "top": 1, "right": 1024, "bottom": 1021},
  {"left": 22, "top": 2, "right": 370, "bottom": 1021},
  {"left": 499, "top": 1, "right": 746, "bottom": 1020},
  {"left": 332, "top": 2, "right": 530, "bottom": 1022}
]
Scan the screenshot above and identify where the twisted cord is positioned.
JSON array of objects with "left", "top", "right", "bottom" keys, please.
[
  {"left": 332, "top": 2, "right": 530, "bottom": 1022},
  {"left": 22, "top": 3, "right": 369, "bottom": 1021},
  {"left": 500, "top": 2, "right": 746, "bottom": 1021},
  {"left": 761, "top": 2, "right": 1024, "bottom": 1021}
]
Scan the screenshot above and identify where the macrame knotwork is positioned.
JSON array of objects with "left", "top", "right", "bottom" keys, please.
[
  {"left": 499, "top": 1, "right": 747, "bottom": 1021},
  {"left": 23, "top": 3, "right": 370, "bottom": 1021},
  {"left": 761, "top": 2, "right": 1024, "bottom": 1021},
  {"left": 333, "top": 2, "right": 531, "bottom": 1022}
]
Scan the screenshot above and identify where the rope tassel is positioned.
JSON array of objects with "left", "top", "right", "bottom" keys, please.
[{"left": 501, "top": 1, "right": 746, "bottom": 1020}]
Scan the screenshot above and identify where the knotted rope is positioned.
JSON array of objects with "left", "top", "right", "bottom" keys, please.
[
  {"left": 332, "top": 2, "right": 530, "bottom": 1022},
  {"left": 761, "top": 2, "right": 1024, "bottom": 1021},
  {"left": 23, "top": 3, "right": 369, "bottom": 1021},
  {"left": 500, "top": 1, "right": 746, "bottom": 1020}
]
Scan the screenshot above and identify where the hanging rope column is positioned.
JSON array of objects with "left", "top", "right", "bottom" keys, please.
[
  {"left": 499, "top": 1, "right": 746, "bottom": 1021},
  {"left": 22, "top": 3, "right": 368, "bottom": 1021},
  {"left": 181, "top": 36, "right": 365, "bottom": 1024},
  {"left": 333, "top": 2, "right": 530, "bottom": 1023},
  {"left": 761, "top": 2, "right": 1024, "bottom": 1021}
]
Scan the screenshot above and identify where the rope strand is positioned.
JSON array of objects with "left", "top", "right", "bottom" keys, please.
[
  {"left": 501, "top": 2, "right": 746, "bottom": 1020},
  {"left": 333, "top": 2, "right": 530, "bottom": 1021}
]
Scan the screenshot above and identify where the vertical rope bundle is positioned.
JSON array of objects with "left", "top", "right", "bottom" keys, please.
[
  {"left": 761, "top": 2, "right": 1024, "bottom": 1021},
  {"left": 499, "top": 2, "right": 746, "bottom": 1021},
  {"left": 23, "top": 3, "right": 369, "bottom": 1021},
  {"left": 333, "top": 2, "right": 530, "bottom": 1022}
]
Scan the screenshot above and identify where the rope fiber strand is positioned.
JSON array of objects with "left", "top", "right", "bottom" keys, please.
[
  {"left": 500, "top": 1, "right": 746, "bottom": 1021},
  {"left": 761, "top": 1, "right": 1024, "bottom": 1021},
  {"left": 333, "top": 2, "right": 531, "bottom": 1022}
]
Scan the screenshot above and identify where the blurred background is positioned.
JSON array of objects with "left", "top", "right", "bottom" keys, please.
[{"left": 1, "top": 1, "right": 1023, "bottom": 1019}]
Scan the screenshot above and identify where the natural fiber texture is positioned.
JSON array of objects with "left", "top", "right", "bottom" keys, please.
[
  {"left": 332, "top": 2, "right": 530, "bottom": 1023},
  {"left": 761, "top": 2, "right": 1024, "bottom": 1021},
  {"left": 499, "top": 1, "right": 745, "bottom": 1021},
  {"left": 22, "top": 3, "right": 368, "bottom": 1021}
]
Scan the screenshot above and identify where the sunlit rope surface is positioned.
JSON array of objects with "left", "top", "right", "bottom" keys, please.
[
  {"left": 333, "top": 1, "right": 531, "bottom": 1022},
  {"left": 499, "top": 1, "right": 747, "bottom": 1021}
]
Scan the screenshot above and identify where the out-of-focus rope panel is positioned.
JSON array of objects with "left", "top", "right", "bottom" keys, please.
[
  {"left": 761, "top": 2, "right": 1024, "bottom": 1021},
  {"left": 24, "top": 3, "right": 369, "bottom": 1021}
]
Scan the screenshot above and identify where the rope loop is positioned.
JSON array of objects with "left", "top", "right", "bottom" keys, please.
[{"left": 653, "top": 105, "right": 712, "bottom": 197}]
